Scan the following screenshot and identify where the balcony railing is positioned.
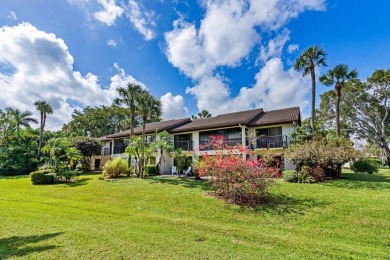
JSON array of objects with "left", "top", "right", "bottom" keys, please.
[
  {"left": 256, "top": 135, "right": 288, "bottom": 149},
  {"left": 199, "top": 138, "right": 242, "bottom": 151},
  {"left": 101, "top": 148, "right": 111, "bottom": 156},
  {"left": 113, "top": 146, "right": 126, "bottom": 154},
  {"left": 174, "top": 141, "right": 193, "bottom": 151}
]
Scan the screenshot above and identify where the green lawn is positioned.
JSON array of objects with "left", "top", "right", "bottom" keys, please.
[{"left": 1, "top": 170, "right": 390, "bottom": 259}]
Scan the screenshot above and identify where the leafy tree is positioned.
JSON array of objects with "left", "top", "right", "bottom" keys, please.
[
  {"left": 34, "top": 100, "right": 53, "bottom": 158},
  {"left": 153, "top": 131, "right": 173, "bottom": 174},
  {"left": 69, "top": 136, "right": 102, "bottom": 172},
  {"left": 192, "top": 110, "right": 212, "bottom": 120},
  {"left": 62, "top": 105, "right": 132, "bottom": 137},
  {"left": 286, "top": 136, "right": 361, "bottom": 178},
  {"left": 320, "top": 64, "right": 358, "bottom": 136},
  {"left": 137, "top": 91, "right": 161, "bottom": 178},
  {"left": 65, "top": 147, "right": 82, "bottom": 170},
  {"left": 294, "top": 46, "right": 327, "bottom": 135},
  {"left": 173, "top": 148, "right": 189, "bottom": 178},
  {"left": 114, "top": 83, "right": 145, "bottom": 140},
  {"left": 42, "top": 138, "right": 70, "bottom": 173},
  {"left": 125, "top": 135, "right": 143, "bottom": 176},
  {"left": 343, "top": 70, "right": 390, "bottom": 166},
  {"left": 10, "top": 108, "right": 38, "bottom": 131}
]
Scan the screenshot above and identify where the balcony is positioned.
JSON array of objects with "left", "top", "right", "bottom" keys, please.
[
  {"left": 256, "top": 135, "right": 288, "bottom": 149},
  {"left": 199, "top": 138, "right": 242, "bottom": 151},
  {"left": 113, "top": 146, "right": 126, "bottom": 154},
  {"left": 101, "top": 147, "right": 111, "bottom": 156},
  {"left": 174, "top": 141, "right": 193, "bottom": 151}
]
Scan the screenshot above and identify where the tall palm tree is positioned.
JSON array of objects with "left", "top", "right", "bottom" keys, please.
[
  {"left": 114, "top": 83, "right": 145, "bottom": 140},
  {"left": 192, "top": 110, "right": 212, "bottom": 120},
  {"left": 34, "top": 101, "right": 54, "bottom": 158},
  {"left": 320, "top": 64, "right": 358, "bottom": 136},
  {"left": 294, "top": 46, "right": 327, "bottom": 135},
  {"left": 8, "top": 108, "right": 38, "bottom": 130},
  {"left": 137, "top": 91, "right": 161, "bottom": 178}
]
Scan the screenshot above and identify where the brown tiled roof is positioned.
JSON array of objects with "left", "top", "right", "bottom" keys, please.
[
  {"left": 106, "top": 118, "right": 191, "bottom": 138},
  {"left": 170, "top": 108, "right": 263, "bottom": 133},
  {"left": 247, "top": 107, "right": 301, "bottom": 127}
]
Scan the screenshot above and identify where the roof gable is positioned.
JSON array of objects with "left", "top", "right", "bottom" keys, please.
[{"left": 247, "top": 107, "right": 300, "bottom": 127}]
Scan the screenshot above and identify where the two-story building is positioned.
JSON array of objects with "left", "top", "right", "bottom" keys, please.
[{"left": 92, "top": 106, "right": 301, "bottom": 173}]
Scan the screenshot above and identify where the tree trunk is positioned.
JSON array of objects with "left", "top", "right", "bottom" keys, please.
[
  {"left": 335, "top": 83, "right": 341, "bottom": 137},
  {"left": 38, "top": 113, "right": 45, "bottom": 159},
  {"left": 310, "top": 66, "right": 316, "bottom": 136},
  {"left": 140, "top": 120, "right": 146, "bottom": 178}
]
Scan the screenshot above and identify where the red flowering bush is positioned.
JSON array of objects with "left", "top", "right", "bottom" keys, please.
[{"left": 197, "top": 136, "right": 279, "bottom": 206}]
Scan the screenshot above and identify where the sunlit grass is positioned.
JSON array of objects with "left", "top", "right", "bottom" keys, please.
[{"left": 0, "top": 169, "right": 389, "bottom": 259}]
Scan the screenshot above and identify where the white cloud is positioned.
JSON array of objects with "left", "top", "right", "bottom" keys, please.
[
  {"left": 107, "top": 39, "right": 117, "bottom": 47},
  {"left": 67, "top": 0, "right": 90, "bottom": 6},
  {"left": 160, "top": 92, "right": 188, "bottom": 119},
  {"left": 124, "top": 0, "right": 156, "bottom": 40},
  {"left": 186, "top": 58, "right": 310, "bottom": 115},
  {"left": 258, "top": 29, "right": 290, "bottom": 64},
  {"left": 8, "top": 11, "right": 17, "bottom": 20},
  {"left": 94, "top": 0, "right": 124, "bottom": 26},
  {"left": 287, "top": 44, "right": 299, "bottom": 53},
  {"left": 165, "top": 0, "right": 325, "bottom": 114},
  {"left": 0, "top": 23, "right": 140, "bottom": 130}
]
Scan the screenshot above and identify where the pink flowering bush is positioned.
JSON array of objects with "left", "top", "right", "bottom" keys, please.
[{"left": 197, "top": 136, "right": 279, "bottom": 206}]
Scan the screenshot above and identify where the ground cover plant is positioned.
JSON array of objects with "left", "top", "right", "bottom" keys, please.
[{"left": 1, "top": 169, "right": 389, "bottom": 259}]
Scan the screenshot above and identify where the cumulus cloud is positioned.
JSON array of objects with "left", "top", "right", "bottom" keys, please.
[
  {"left": 124, "top": 0, "right": 156, "bottom": 40},
  {"left": 94, "top": 0, "right": 124, "bottom": 26},
  {"left": 165, "top": 0, "right": 325, "bottom": 114},
  {"left": 0, "top": 23, "right": 140, "bottom": 130},
  {"left": 107, "top": 38, "right": 117, "bottom": 47},
  {"left": 258, "top": 29, "right": 290, "bottom": 64},
  {"left": 8, "top": 11, "right": 17, "bottom": 20},
  {"left": 160, "top": 92, "right": 188, "bottom": 119}
]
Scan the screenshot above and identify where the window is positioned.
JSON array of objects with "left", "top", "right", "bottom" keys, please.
[{"left": 256, "top": 127, "right": 282, "bottom": 137}]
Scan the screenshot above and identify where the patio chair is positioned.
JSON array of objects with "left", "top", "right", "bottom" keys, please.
[
  {"left": 183, "top": 166, "right": 192, "bottom": 176},
  {"left": 171, "top": 166, "right": 178, "bottom": 175}
]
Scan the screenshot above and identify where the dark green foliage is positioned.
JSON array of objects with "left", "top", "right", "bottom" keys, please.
[
  {"left": 62, "top": 105, "right": 133, "bottom": 137},
  {"left": 144, "top": 165, "right": 157, "bottom": 176},
  {"left": 30, "top": 170, "right": 55, "bottom": 184},
  {"left": 351, "top": 160, "right": 379, "bottom": 174},
  {"left": 60, "top": 170, "right": 78, "bottom": 181},
  {"left": 283, "top": 170, "right": 297, "bottom": 182},
  {"left": 69, "top": 136, "right": 101, "bottom": 172}
]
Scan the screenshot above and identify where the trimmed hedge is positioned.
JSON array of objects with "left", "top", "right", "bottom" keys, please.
[
  {"left": 144, "top": 165, "right": 157, "bottom": 176},
  {"left": 30, "top": 170, "right": 56, "bottom": 184},
  {"left": 351, "top": 160, "right": 379, "bottom": 174},
  {"left": 0, "top": 167, "right": 36, "bottom": 176}
]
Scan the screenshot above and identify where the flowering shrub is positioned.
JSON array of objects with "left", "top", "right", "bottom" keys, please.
[{"left": 197, "top": 136, "right": 279, "bottom": 206}]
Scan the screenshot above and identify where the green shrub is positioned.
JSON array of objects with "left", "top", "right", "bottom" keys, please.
[
  {"left": 283, "top": 170, "right": 297, "bottom": 182},
  {"left": 38, "top": 164, "right": 56, "bottom": 172},
  {"left": 30, "top": 170, "right": 56, "bottom": 184},
  {"left": 0, "top": 167, "right": 36, "bottom": 176},
  {"left": 351, "top": 160, "right": 379, "bottom": 174},
  {"left": 60, "top": 170, "right": 78, "bottom": 181},
  {"left": 102, "top": 158, "right": 129, "bottom": 178},
  {"left": 144, "top": 165, "right": 157, "bottom": 176}
]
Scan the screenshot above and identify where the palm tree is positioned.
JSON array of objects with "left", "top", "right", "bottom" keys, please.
[
  {"left": 42, "top": 137, "right": 70, "bottom": 173},
  {"left": 320, "top": 64, "right": 358, "bottom": 136},
  {"left": 34, "top": 101, "right": 53, "bottom": 158},
  {"left": 114, "top": 83, "right": 145, "bottom": 140},
  {"left": 137, "top": 91, "right": 161, "bottom": 178},
  {"left": 294, "top": 46, "right": 327, "bottom": 135},
  {"left": 154, "top": 131, "right": 173, "bottom": 174},
  {"left": 192, "top": 110, "right": 212, "bottom": 120},
  {"left": 8, "top": 108, "right": 38, "bottom": 130}
]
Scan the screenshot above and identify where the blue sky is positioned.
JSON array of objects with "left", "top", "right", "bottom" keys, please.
[{"left": 0, "top": 0, "right": 389, "bottom": 129}]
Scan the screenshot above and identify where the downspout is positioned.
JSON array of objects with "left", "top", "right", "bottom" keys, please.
[{"left": 239, "top": 124, "right": 247, "bottom": 162}]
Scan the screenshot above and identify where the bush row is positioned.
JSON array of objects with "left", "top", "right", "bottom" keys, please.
[{"left": 30, "top": 170, "right": 56, "bottom": 184}]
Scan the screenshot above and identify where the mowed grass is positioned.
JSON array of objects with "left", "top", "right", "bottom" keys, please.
[{"left": 1, "top": 170, "right": 390, "bottom": 259}]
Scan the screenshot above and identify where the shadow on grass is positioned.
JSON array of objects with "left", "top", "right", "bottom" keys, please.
[
  {"left": 57, "top": 177, "right": 93, "bottom": 187},
  {"left": 146, "top": 177, "right": 211, "bottom": 191},
  {"left": 0, "top": 232, "right": 63, "bottom": 258},
  {"left": 0, "top": 175, "right": 29, "bottom": 180},
  {"left": 321, "top": 172, "right": 390, "bottom": 190},
  {"left": 237, "top": 193, "right": 330, "bottom": 216}
]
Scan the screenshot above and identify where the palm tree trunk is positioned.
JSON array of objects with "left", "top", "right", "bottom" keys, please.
[
  {"left": 38, "top": 112, "right": 44, "bottom": 158},
  {"left": 335, "top": 84, "right": 341, "bottom": 137},
  {"left": 140, "top": 120, "right": 146, "bottom": 178},
  {"left": 310, "top": 67, "right": 316, "bottom": 135}
]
